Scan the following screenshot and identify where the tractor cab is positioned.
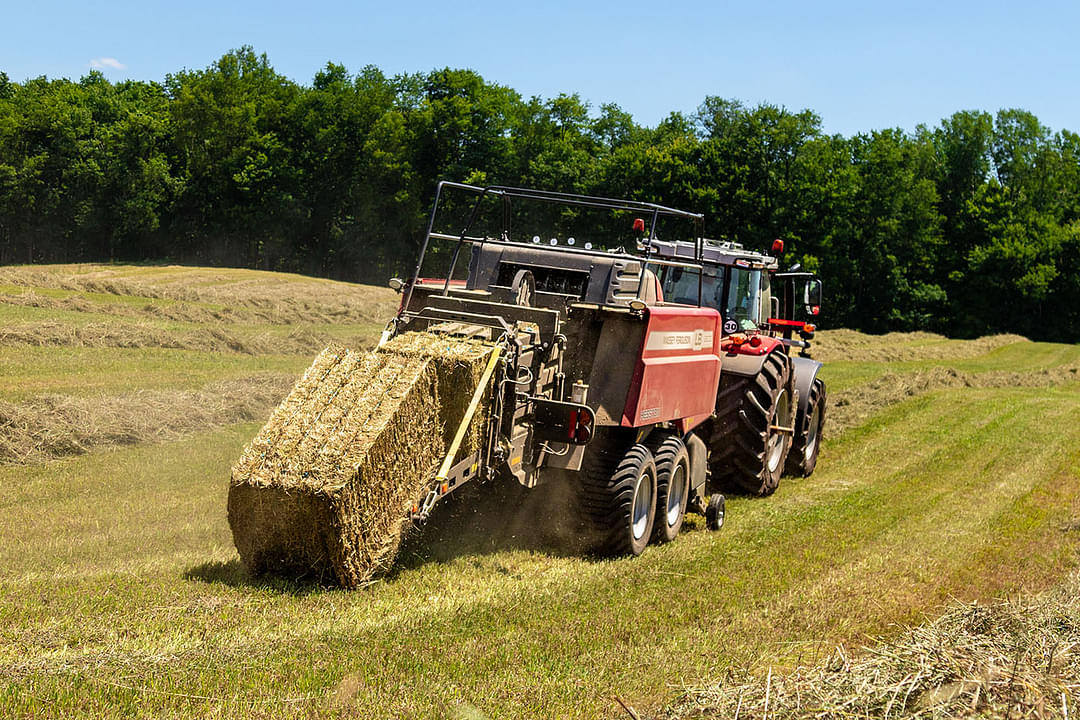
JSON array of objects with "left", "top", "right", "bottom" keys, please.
[
  {"left": 651, "top": 238, "right": 779, "bottom": 336},
  {"left": 649, "top": 237, "right": 823, "bottom": 356}
]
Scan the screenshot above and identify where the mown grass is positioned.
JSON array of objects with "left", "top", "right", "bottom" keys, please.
[
  {"left": 3, "top": 347, "right": 1080, "bottom": 716},
  {"left": 0, "top": 265, "right": 394, "bottom": 460},
  {"left": 0, "top": 345, "right": 307, "bottom": 401},
  {"left": 819, "top": 337, "right": 1080, "bottom": 394},
  {"left": 2, "top": 266, "right": 1079, "bottom": 718}
]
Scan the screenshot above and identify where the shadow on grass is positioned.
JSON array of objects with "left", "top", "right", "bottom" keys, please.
[
  {"left": 183, "top": 559, "right": 332, "bottom": 596},
  {"left": 188, "top": 472, "right": 730, "bottom": 591}
]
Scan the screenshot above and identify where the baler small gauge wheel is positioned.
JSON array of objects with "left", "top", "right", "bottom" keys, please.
[
  {"left": 705, "top": 494, "right": 726, "bottom": 531},
  {"left": 650, "top": 435, "right": 691, "bottom": 543}
]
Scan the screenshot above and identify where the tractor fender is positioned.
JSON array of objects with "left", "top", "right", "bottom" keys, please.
[
  {"left": 790, "top": 355, "right": 823, "bottom": 420},
  {"left": 718, "top": 350, "right": 769, "bottom": 378}
]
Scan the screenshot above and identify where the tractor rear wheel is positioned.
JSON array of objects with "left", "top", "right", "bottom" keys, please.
[
  {"left": 649, "top": 435, "right": 690, "bottom": 544},
  {"left": 785, "top": 377, "right": 826, "bottom": 477},
  {"left": 580, "top": 440, "right": 658, "bottom": 556},
  {"left": 707, "top": 351, "right": 794, "bottom": 496}
]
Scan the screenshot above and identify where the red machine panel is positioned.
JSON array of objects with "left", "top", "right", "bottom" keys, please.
[{"left": 621, "top": 306, "right": 723, "bottom": 430}]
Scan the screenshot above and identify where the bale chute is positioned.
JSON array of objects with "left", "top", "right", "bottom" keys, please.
[{"left": 227, "top": 332, "right": 498, "bottom": 588}]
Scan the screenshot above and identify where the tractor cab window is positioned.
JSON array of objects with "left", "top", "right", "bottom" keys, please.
[
  {"left": 659, "top": 265, "right": 722, "bottom": 306},
  {"left": 725, "top": 267, "right": 763, "bottom": 331}
]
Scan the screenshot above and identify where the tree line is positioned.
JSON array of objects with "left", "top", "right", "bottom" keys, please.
[{"left": 2, "top": 47, "right": 1079, "bottom": 340}]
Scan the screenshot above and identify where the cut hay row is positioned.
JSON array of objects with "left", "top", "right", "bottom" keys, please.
[
  {"left": 666, "top": 571, "right": 1080, "bottom": 719},
  {"left": 0, "top": 265, "right": 397, "bottom": 325},
  {"left": 0, "top": 284, "right": 388, "bottom": 327},
  {"left": 228, "top": 333, "right": 497, "bottom": 588},
  {"left": 829, "top": 364, "right": 1080, "bottom": 434},
  {"left": 0, "top": 373, "right": 297, "bottom": 465},
  {"left": 813, "top": 329, "right": 1028, "bottom": 363},
  {"left": 0, "top": 319, "right": 372, "bottom": 356}
]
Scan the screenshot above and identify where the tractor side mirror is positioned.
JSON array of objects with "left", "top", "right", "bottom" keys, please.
[{"left": 803, "top": 278, "right": 822, "bottom": 316}]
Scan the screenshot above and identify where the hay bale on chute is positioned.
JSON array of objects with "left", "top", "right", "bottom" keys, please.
[{"left": 227, "top": 332, "right": 497, "bottom": 588}]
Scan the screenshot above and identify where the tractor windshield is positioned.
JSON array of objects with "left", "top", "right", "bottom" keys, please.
[{"left": 725, "top": 267, "right": 763, "bottom": 331}]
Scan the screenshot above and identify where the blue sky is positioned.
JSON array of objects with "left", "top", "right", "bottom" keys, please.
[{"left": 4, "top": 0, "right": 1077, "bottom": 137}]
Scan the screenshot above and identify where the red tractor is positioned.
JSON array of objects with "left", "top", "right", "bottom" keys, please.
[{"left": 649, "top": 237, "right": 826, "bottom": 496}]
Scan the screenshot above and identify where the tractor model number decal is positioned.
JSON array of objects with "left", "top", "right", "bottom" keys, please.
[{"left": 644, "top": 329, "right": 715, "bottom": 352}]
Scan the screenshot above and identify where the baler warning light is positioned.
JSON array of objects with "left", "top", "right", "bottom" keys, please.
[
  {"left": 533, "top": 399, "right": 595, "bottom": 446},
  {"left": 571, "top": 407, "right": 594, "bottom": 444}
]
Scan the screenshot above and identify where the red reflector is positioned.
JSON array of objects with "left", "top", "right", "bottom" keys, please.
[
  {"left": 749, "top": 335, "right": 762, "bottom": 347},
  {"left": 574, "top": 408, "right": 594, "bottom": 444},
  {"left": 567, "top": 409, "right": 578, "bottom": 441},
  {"left": 811, "top": 306, "right": 820, "bottom": 315}
]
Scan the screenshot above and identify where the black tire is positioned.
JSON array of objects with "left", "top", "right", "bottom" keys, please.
[
  {"left": 785, "top": 377, "right": 826, "bottom": 477},
  {"left": 580, "top": 440, "right": 658, "bottom": 556},
  {"left": 649, "top": 435, "right": 690, "bottom": 544},
  {"left": 707, "top": 350, "right": 794, "bottom": 496},
  {"left": 705, "top": 493, "right": 726, "bottom": 531}
]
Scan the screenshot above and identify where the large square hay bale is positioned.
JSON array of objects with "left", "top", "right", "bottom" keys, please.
[{"left": 228, "top": 333, "right": 495, "bottom": 587}]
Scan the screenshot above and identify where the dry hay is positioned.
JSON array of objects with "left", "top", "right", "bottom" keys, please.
[
  {"left": 666, "top": 572, "right": 1080, "bottom": 719},
  {"left": 830, "top": 365, "right": 1080, "bottom": 435},
  {"left": 228, "top": 332, "right": 497, "bottom": 588},
  {"left": 813, "top": 330, "right": 1028, "bottom": 364},
  {"left": 0, "top": 373, "right": 296, "bottom": 465},
  {"left": 0, "top": 265, "right": 397, "bottom": 326},
  {"left": 0, "top": 319, "right": 369, "bottom": 355}
]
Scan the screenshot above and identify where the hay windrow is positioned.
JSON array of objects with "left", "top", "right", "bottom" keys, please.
[
  {"left": 666, "top": 570, "right": 1080, "bottom": 719},
  {"left": 0, "top": 264, "right": 397, "bottom": 326},
  {"left": 0, "top": 373, "right": 296, "bottom": 465},
  {"left": 228, "top": 332, "right": 497, "bottom": 588},
  {"left": 829, "top": 365, "right": 1080, "bottom": 435},
  {"left": 813, "top": 329, "right": 1028, "bottom": 363},
  {"left": 0, "top": 317, "right": 374, "bottom": 356}
]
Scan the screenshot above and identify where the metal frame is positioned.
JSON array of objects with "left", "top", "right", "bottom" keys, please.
[{"left": 402, "top": 181, "right": 708, "bottom": 314}]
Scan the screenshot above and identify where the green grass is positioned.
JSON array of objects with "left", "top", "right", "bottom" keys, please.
[
  {"left": 2, "top": 266, "right": 1079, "bottom": 718},
  {"left": 3, "top": 376, "right": 1080, "bottom": 718}
]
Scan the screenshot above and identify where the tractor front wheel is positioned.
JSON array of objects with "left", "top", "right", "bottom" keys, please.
[{"left": 785, "top": 377, "right": 826, "bottom": 477}]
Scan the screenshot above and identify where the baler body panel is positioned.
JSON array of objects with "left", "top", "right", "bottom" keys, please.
[
  {"left": 621, "top": 306, "right": 722, "bottom": 427},
  {"left": 581, "top": 312, "right": 649, "bottom": 426}
]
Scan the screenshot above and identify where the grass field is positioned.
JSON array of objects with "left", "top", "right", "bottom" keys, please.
[{"left": 1, "top": 264, "right": 1079, "bottom": 719}]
